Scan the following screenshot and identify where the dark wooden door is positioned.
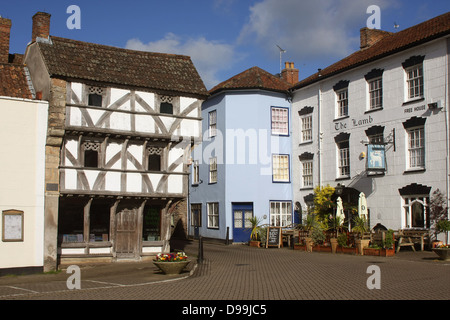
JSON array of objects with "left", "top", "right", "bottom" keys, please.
[{"left": 115, "top": 208, "right": 139, "bottom": 259}]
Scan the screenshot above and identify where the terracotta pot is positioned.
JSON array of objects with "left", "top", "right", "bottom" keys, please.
[
  {"left": 153, "top": 260, "right": 191, "bottom": 274},
  {"left": 382, "top": 248, "right": 395, "bottom": 257},
  {"left": 330, "top": 238, "right": 338, "bottom": 254},
  {"left": 293, "top": 244, "right": 306, "bottom": 251},
  {"left": 363, "top": 248, "right": 381, "bottom": 256},
  {"left": 355, "top": 239, "right": 370, "bottom": 255},
  {"left": 249, "top": 240, "right": 261, "bottom": 248}
]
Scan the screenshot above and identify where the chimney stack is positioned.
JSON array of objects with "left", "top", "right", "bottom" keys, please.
[
  {"left": 0, "top": 16, "right": 12, "bottom": 64},
  {"left": 281, "top": 62, "right": 299, "bottom": 85},
  {"left": 360, "top": 27, "right": 392, "bottom": 50},
  {"left": 32, "top": 12, "right": 51, "bottom": 43}
]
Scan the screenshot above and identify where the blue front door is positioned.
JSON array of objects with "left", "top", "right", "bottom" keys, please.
[{"left": 232, "top": 203, "right": 253, "bottom": 243}]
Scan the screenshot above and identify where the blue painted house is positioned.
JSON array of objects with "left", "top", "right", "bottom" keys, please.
[{"left": 188, "top": 64, "right": 298, "bottom": 242}]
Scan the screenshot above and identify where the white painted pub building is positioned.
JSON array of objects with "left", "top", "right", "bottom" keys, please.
[{"left": 291, "top": 12, "right": 450, "bottom": 234}]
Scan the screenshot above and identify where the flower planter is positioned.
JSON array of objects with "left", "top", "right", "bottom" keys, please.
[
  {"left": 313, "top": 245, "right": 332, "bottom": 253},
  {"left": 382, "top": 248, "right": 395, "bottom": 257},
  {"left": 339, "top": 246, "right": 358, "bottom": 254},
  {"left": 432, "top": 248, "right": 450, "bottom": 261},
  {"left": 330, "top": 238, "right": 338, "bottom": 254},
  {"left": 153, "top": 261, "right": 191, "bottom": 274},
  {"left": 355, "top": 239, "right": 370, "bottom": 255},
  {"left": 363, "top": 248, "right": 381, "bottom": 256},
  {"left": 293, "top": 244, "right": 306, "bottom": 251},
  {"left": 249, "top": 240, "right": 261, "bottom": 248},
  {"left": 305, "top": 237, "right": 313, "bottom": 252}
]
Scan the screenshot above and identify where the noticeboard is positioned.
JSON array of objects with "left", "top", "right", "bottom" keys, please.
[{"left": 266, "top": 227, "right": 281, "bottom": 248}]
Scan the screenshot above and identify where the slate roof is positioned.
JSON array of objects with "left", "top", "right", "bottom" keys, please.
[
  {"left": 0, "top": 63, "right": 33, "bottom": 99},
  {"left": 292, "top": 11, "right": 450, "bottom": 90},
  {"left": 37, "top": 36, "right": 208, "bottom": 98},
  {"left": 209, "top": 66, "right": 291, "bottom": 95}
]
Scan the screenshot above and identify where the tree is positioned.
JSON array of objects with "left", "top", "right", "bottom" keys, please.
[
  {"left": 312, "top": 184, "right": 335, "bottom": 220},
  {"left": 429, "top": 189, "right": 449, "bottom": 241}
]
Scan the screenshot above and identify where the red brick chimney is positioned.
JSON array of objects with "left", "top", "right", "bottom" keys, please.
[
  {"left": 360, "top": 27, "right": 392, "bottom": 50},
  {"left": 32, "top": 12, "right": 51, "bottom": 43},
  {"left": 0, "top": 16, "right": 12, "bottom": 64},
  {"left": 281, "top": 62, "right": 299, "bottom": 85}
]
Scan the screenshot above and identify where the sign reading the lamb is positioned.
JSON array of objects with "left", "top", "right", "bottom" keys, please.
[{"left": 367, "top": 144, "right": 386, "bottom": 172}]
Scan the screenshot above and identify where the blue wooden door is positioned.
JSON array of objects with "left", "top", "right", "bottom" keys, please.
[{"left": 232, "top": 203, "right": 253, "bottom": 243}]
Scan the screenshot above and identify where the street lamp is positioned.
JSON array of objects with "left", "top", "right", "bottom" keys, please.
[{"left": 335, "top": 183, "right": 344, "bottom": 196}]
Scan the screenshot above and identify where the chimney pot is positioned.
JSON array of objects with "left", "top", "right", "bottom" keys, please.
[
  {"left": 0, "top": 17, "right": 12, "bottom": 64},
  {"left": 32, "top": 12, "right": 51, "bottom": 43},
  {"left": 281, "top": 61, "right": 299, "bottom": 85}
]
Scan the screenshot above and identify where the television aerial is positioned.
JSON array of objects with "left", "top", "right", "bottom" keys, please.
[{"left": 276, "top": 45, "right": 286, "bottom": 74}]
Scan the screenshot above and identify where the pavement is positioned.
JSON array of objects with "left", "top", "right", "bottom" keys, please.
[{"left": 0, "top": 239, "right": 449, "bottom": 301}]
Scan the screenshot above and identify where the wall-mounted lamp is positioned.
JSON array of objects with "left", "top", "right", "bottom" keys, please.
[{"left": 335, "top": 183, "right": 345, "bottom": 196}]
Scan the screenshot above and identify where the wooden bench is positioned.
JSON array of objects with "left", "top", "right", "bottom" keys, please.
[{"left": 396, "top": 230, "right": 429, "bottom": 252}]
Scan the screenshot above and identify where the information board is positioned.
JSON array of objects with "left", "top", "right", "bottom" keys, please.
[{"left": 266, "top": 227, "right": 281, "bottom": 248}]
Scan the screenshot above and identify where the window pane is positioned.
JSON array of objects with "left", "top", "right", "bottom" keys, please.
[
  {"left": 85, "top": 150, "right": 98, "bottom": 168},
  {"left": 88, "top": 94, "right": 102, "bottom": 107},
  {"left": 148, "top": 154, "right": 161, "bottom": 171},
  {"left": 272, "top": 107, "right": 288, "bottom": 135}
]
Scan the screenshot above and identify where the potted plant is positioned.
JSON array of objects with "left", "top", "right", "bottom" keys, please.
[
  {"left": 248, "top": 216, "right": 263, "bottom": 247},
  {"left": 429, "top": 189, "right": 448, "bottom": 248},
  {"left": 329, "top": 215, "right": 345, "bottom": 253},
  {"left": 353, "top": 215, "right": 370, "bottom": 255},
  {"left": 337, "top": 232, "right": 358, "bottom": 254},
  {"left": 432, "top": 219, "right": 450, "bottom": 260},
  {"left": 382, "top": 229, "right": 395, "bottom": 257},
  {"left": 153, "top": 251, "right": 190, "bottom": 274}
]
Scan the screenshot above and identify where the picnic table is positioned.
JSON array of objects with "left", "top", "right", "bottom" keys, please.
[{"left": 396, "top": 229, "right": 430, "bottom": 252}]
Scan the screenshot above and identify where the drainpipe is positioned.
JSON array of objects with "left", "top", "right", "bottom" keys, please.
[{"left": 317, "top": 84, "right": 323, "bottom": 187}]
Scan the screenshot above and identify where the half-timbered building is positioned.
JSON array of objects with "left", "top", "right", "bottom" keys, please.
[{"left": 24, "top": 12, "right": 207, "bottom": 271}]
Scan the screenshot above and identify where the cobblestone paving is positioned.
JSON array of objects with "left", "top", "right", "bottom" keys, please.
[{"left": 1, "top": 241, "right": 449, "bottom": 300}]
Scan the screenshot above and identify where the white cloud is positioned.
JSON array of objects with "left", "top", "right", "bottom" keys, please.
[
  {"left": 238, "top": 0, "right": 397, "bottom": 61},
  {"left": 126, "top": 33, "right": 239, "bottom": 89}
]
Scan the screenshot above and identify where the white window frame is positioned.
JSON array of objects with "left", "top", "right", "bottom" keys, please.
[
  {"left": 301, "top": 160, "right": 313, "bottom": 188},
  {"left": 271, "top": 107, "right": 289, "bottom": 135},
  {"left": 301, "top": 114, "right": 313, "bottom": 143},
  {"left": 207, "top": 202, "right": 219, "bottom": 229},
  {"left": 209, "top": 157, "right": 217, "bottom": 183},
  {"left": 402, "top": 196, "right": 429, "bottom": 229},
  {"left": 406, "top": 64, "right": 424, "bottom": 100},
  {"left": 407, "top": 126, "right": 425, "bottom": 170},
  {"left": 272, "top": 154, "right": 290, "bottom": 182},
  {"left": 368, "top": 77, "right": 383, "bottom": 110},
  {"left": 337, "top": 140, "right": 350, "bottom": 178},
  {"left": 209, "top": 110, "right": 217, "bottom": 138},
  {"left": 270, "top": 201, "right": 292, "bottom": 227},
  {"left": 336, "top": 89, "right": 348, "bottom": 118}
]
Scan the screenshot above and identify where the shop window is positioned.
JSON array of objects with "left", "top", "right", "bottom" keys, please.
[
  {"left": 89, "top": 203, "right": 110, "bottom": 242},
  {"left": 143, "top": 206, "right": 161, "bottom": 241},
  {"left": 58, "top": 202, "right": 84, "bottom": 243}
]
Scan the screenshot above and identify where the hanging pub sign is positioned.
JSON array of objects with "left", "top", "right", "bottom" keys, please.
[{"left": 367, "top": 144, "right": 386, "bottom": 172}]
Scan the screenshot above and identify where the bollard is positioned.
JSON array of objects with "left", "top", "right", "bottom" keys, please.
[
  {"left": 226, "top": 227, "right": 230, "bottom": 245},
  {"left": 198, "top": 236, "right": 203, "bottom": 264}
]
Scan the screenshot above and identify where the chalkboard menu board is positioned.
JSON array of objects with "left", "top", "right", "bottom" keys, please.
[{"left": 266, "top": 227, "right": 281, "bottom": 248}]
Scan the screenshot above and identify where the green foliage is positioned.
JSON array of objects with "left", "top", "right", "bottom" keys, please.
[
  {"left": 436, "top": 219, "right": 450, "bottom": 245},
  {"left": 352, "top": 215, "right": 369, "bottom": 238},
  {"left": 248, "top": 216, "right": 263, "bottom": 241},
  {"left": 382, "top": 229, "right": 395, "bottom": 249},
  {"left": 312, "top": 185, "right": 335, "bottom": 220},
  {"left": 337, "top": 232, "right": 348, "bottom": 247}
]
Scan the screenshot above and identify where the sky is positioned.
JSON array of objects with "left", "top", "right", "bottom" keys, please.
[{"left": 1, "top": 0, "right": 449, "bottom": 89}]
